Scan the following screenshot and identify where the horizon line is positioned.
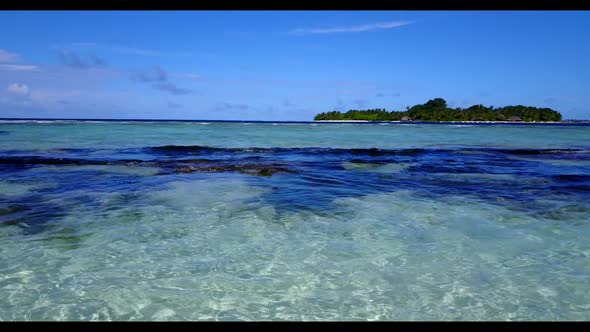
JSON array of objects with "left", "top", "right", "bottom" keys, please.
[{"left": 1, "top": 117, "right": 589, "bottom": 124}]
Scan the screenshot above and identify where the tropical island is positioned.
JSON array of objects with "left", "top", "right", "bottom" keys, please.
[{"left": 314, "top": 98, "right": 562, "bottom": 122}]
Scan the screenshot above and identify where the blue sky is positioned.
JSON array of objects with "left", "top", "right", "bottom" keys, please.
[{"left": 0, "top": 11, "right": 589, "bottom": 120}]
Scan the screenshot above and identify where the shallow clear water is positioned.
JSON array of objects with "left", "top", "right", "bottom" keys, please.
[{"left": 1, "top": 121, "right": 589, "bottom": 321}]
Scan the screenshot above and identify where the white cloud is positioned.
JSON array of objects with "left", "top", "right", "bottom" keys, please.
[
  {"left": 0, "top": 64, "right": 40, "bottom": 71},
  {"left": 1, "top": 83, "right": 32, "bottom": 109},
  {"left": 0, "top": 49, "right": 18, "bottom": 62},
  {"left": 7, "top": 83, "right": 29, "bottom": 96},
  {"left": 291, "top": 20, "right": 413, "bottom": 35}
]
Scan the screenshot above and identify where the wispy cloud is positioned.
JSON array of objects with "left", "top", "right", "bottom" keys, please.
[
  {"left": 69, "top": 42, "right": 98, "bottom": 47},
  {"left": 168, "top": 101, "right": 183, "bottom": 109},
  {"left": 132, "top": 65, "right": 191, "bottom": 95},
  {"left": 58, "top": 50, "right": 107, "bottom": 69},
  {"left": 544, "top": 97, "right": 557, "bottom": 105},
  {"left": 57, "top": 43, "right": 192, "bottom": 58},
  {"left": 352, "top": 98, "right": 369, "bottom": 108},
  {"left": 154, "top": 82, "right": 191, "bottom": 95},
  {"left": 173, "top": 73, "right": 201, "bottom": 80},
  {"left": 291, "top": 20, "right": 413, "bottom": 35},
  {"left": 0, "top": 49, "right": 40, "bottom": 73},
  {"left": 376, "top": 92, "right": 401, "bottom": 98},
  {"left": 103, "top": 45, "right": 168, "bottom": 57},
  {"left": 333, "top": 98, "right": 345, "bottom": 112},
  {"left": 1, "top": 83, "right": 33, "bottom": 109},
  {"left": 0, "top": 64, "right": 40, "bottom": 71},
  {"left": 133, "top": 65, "right": 167, "bottom": 82},
  {"left": 0, "top": 49, "right": 19, "bottom": 62},
  {"left": 216, "top": 102, "right": 249, "bottom": 111},
  {"left": 283, "top": 98, "right": 295, "bottom": 108},
  {"left": 0, "top": 62, "right": 139, "bottom": 116},
  {"left": 116, "top": 46, "right": 193, "bottom": 57},
  {"left": 7, "top": 83, "right": 30, "bottom": 96}
]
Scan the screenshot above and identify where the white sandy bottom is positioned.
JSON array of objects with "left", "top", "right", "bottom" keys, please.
[{"left": 1, "top": 177, "right": 589, "bottom": 321}]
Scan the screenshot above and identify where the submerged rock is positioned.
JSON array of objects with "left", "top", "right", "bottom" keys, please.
[
  {"left": 0, "top": 204, "right": 29, "bottom": 216},
  {"left": 175, "top": 166, "right": 198, "bottom": 174},
  {"left": 174, "top": 163, "right": 294, "bottom": 176},
  {"left": 0, "top": 156, "right": 295, "bottom": 177},
  {"left": 342, "top": 161, "right": 413, "bottom": 173}
]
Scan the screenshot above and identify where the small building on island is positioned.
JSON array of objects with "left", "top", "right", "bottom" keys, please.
[
  {"left": 401, "top": 116, "right": 413, "bottom": 122},
  {"left": 509, "top": 116, "right": 522, "bottom": 122}
]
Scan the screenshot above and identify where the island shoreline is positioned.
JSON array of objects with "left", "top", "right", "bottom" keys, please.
[{"left": 314, "top": 120, "right": 564, "bottom": 124}]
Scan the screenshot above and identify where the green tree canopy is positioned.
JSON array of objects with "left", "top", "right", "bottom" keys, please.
[{"left": 313, "top": 98, "right": 562, "bottom": 122}]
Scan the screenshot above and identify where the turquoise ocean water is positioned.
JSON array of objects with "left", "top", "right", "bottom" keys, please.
[{"left": 1, "top": 120, "right": 589, "bottom": 320}]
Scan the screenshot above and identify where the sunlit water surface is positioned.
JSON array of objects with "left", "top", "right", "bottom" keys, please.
[{"left": 1, "top": 121, "right": 589, "bottom": 320}]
